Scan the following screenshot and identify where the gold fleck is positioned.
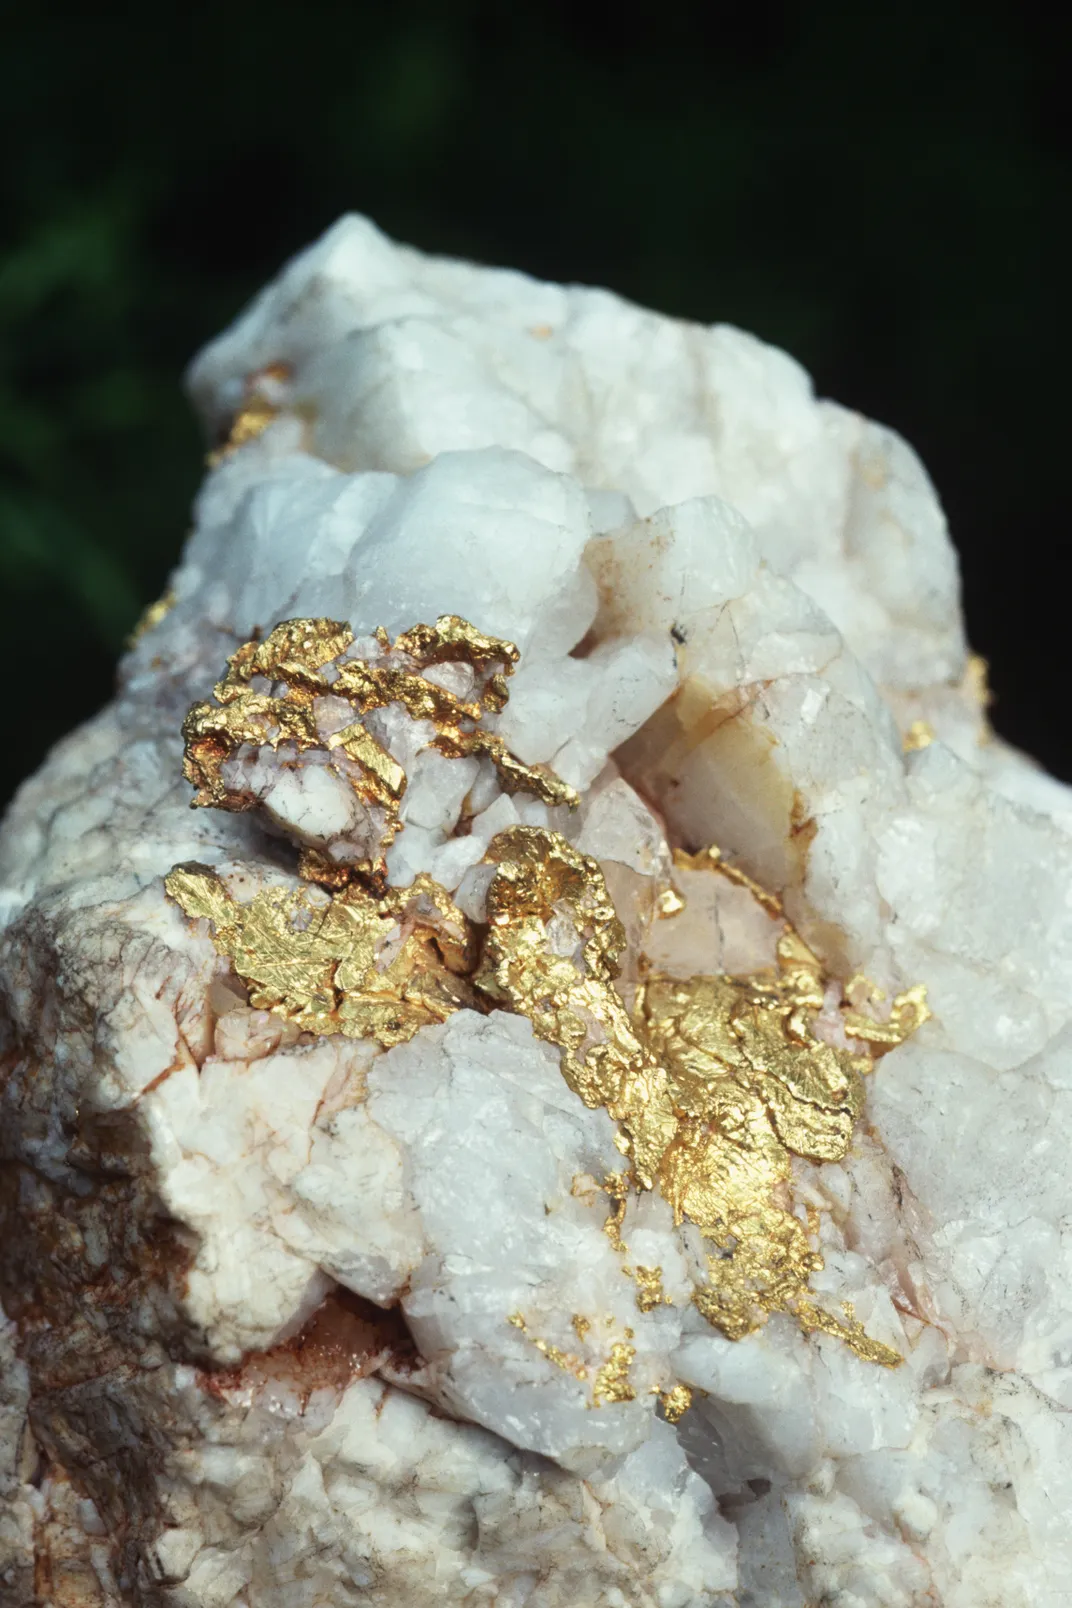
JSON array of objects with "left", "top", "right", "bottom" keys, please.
[
  {"left": 902, "top": 719, "right": 935, "bottom": 753},
  {"left": 570, "top": 1173, "right": 600, "bottom": 1205},
  {"left": 846, "top": 973, "right": 886, "bottom": 1007},
  {"left": 843, "top": 983, "right": 932, "bottom": 1053},
  {"left": 128, "top": 588, "right": 176, "bottom": 647},
  {"left": 963, "top": 653, "right": 993, "bottom": 711},
  {"left": 571, "top": 1314, "right": 591, "bottom": 1343},
  {"left": 208, "top": 361, "right": 291, "bottom": 465},
  {"left": 182, "top": 618, "right": 353, "bottom": 802},
  {"left": 656, "top": 885, "right": 687, "bottom": 919},
  {"left": 593, "top": 1342, "right": 636, "bottom": 1406},
  {"left": 437, "top": 725, "right": 578, "bottom": 809},
  {"left": 658, "top": 1384, "right": 693, "bottom": 1424},
  {"left": 673, "top": 843, "right": 783, "bottom": 917},
  {"left": 602, "top": 1174, "right": 630, "bottom": 1253},
  {"left": 794, "top": 1298, "right": 902, "bottom": 1369},
  {"left": 296, "top": 847, "right": 353, "bottom": 890},
  {"left": 634, "top": 1265, "right": 666, "bottom": 1312},
  {"left": 509, "top": 1312, "right": 588, "bottom": 1380}
]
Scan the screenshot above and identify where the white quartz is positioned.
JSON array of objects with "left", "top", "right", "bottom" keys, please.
[{"left": 2, "top": 214, "right": 1072, "bottom": 1606}]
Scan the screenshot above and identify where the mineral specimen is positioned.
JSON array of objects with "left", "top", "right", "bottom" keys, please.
[{"left": 3, "top": 216, "right": 1072, "bottom": 1607}]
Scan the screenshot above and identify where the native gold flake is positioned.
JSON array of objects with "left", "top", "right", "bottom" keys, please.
[
  {"left": 963, "top": 652, "right": 993, "bottom": 711},
  {"left": 693, "top": 1216, "right": 822, "bottom": 1344},
  {"left": 208, "top": 361, "right": 291, "bottom": 465},
  {"left": 164, "top": 863, "right": 479, "bottom": 1049},
  {"left": 296, "top": 847, "right": 355, "bottom": 890},
  {"left": 477, "top": 827, "right": 678, "bottom": 1192},
  {"left": 658, "top": 1384, "right": 693, "bottom": 1424},
  {"left": 216, "top": 617, "right": 354, "bottom": 701},
  {"left": 510, "top": 1313, "right": 639, "bottom": 1405},
  {"left": 327, "top": 722, "right": 407, "bottom": 808},
  {"left": 180, "top": 615, "right": 576, "bottom": 877},
  {"left": 642, "top": 933, "right": 894, "bottom": 1352},
  {"left": 569, "top": 1174, "right": 601, "bottom": 1206},
  {"left": 182, "top": 617, "right": 351, "bottom": 809},
  {"left": 509, "top": 1313, "right": 588, "bottom": 1380},
  {"left": 794, "top": 1298, "right": 903, "bottom": 1369},
  {"left": 164, "top": 864, "right": 240, "bottom": 932},
  {"left": 634, "top": 1265, "right": 666, "bottom": 1312},
  {"left": 480, "top": 826, "right": 922, "bottom": 1366},
  {"left": 333, "top": 660, "right": 486, "bottom": 725},
  {"left": 903, "top": 719, "right": 936, "bottom": 752},
  {"left": 393, "top": 614, "right": 520, "bottom": 673},
  {"left": 602, "top": 1174, "right": 630, "bottom": 1252},
  {"left": 656, "top": 885, "right": 686, "bottom": 919},
  {"left": 593, "top": 1342, "right": 637, "bottom": 1406},
  {"left": 846, "top": 973, "right": 886, "bottom": 1007},
  {"left": 843, "top": 983, "right": 932, "bottom": 1052},
  {"left": 437, "top": 726, "right": 578, "bottom": 809},
  {"left": 128, "top": 589, "right": 176, "bottom": 646},
  {"left": 672, "top": 843, "right": 783, "bottom": 917}
]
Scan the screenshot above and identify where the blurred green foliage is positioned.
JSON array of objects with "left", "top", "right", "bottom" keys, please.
[{"left": 1, "top": 1, "right": 1068, "bottom": 807}]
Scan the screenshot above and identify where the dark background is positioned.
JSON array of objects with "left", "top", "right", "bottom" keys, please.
[{"left": 1, "top": 2, "right": 1068, "bottom": 809}]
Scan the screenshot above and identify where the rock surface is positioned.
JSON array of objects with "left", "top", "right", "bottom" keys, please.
[{"left": 3, "top": 215, "right": 1072, "bottom": 1606}]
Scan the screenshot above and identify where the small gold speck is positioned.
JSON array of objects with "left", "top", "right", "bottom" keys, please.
[
  {"left": 902, "top": 720, "right": 935, "bottom": 753},
  {"left": 658, "top": 1384, "right": 693, "bottom": 1424},
  {"left": 656, "top": 886, "right": 687, "bottom": 919}
]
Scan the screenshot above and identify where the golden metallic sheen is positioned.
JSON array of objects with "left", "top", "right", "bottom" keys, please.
[
  {"left": 166, "top": 614, "right": 930, "bottom": 1376},
  {"left": 843, "top": 981, "right": 932, "bottom": 1052},
  {"left": 673, "top": 843, "right": 783, "bottom": 916},
  {"left": 794, "top": 1298, "right": 901, "bottom": 1368},
  {"left": 128, "top": 588, "right": 176, "bottom": 647},
  {"left": 902, "top": 719, "right": 935, "bottom": 753},
  {"left": 477, "top": 828, "right": 679, "bottom": 1192},
  {"left": 593, "top": 1342, "right": 637, "bottom": 1406},
  {"left": 164, "top": 863, "right": 478, "bottom": 1048},
  {"left": 634, "top": 1265, "right": 666, "bottom": 1312},
  {"left": 479, "top": 825, "right": 919, "bottom": 1365},
  {"left": 208, "top": 361, "right": 291, "bottom": 465},
  {"left": 658, "top": 1384, "right": 693, "bottom": 1424},
  {"left": 180, "top": 615, "right": 576, "bottom": 881},
  {"left": 601, "top": 1174, "right": 630, "bottom": 1252},
  {"left": 509, "top": 1312, "right": 588, "bottom": 1381}
]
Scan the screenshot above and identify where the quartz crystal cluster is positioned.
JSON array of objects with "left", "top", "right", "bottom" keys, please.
[{"left": 2, "top": 218, "right": 1072, "bottom": 1608}]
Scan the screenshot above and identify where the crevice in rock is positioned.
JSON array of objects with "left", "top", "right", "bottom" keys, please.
[{"left": 198, "top": 1285, "right": 419, "bottom": 1408}]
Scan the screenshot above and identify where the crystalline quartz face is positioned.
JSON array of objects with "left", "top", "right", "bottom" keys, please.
[{"left": 2, "top": 218, "right": 1072, "bottom": 1608}]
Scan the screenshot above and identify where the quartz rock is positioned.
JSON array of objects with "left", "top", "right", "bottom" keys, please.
[{"left": 2, "top": 215, "right": 1072, "bottom": 1607}]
